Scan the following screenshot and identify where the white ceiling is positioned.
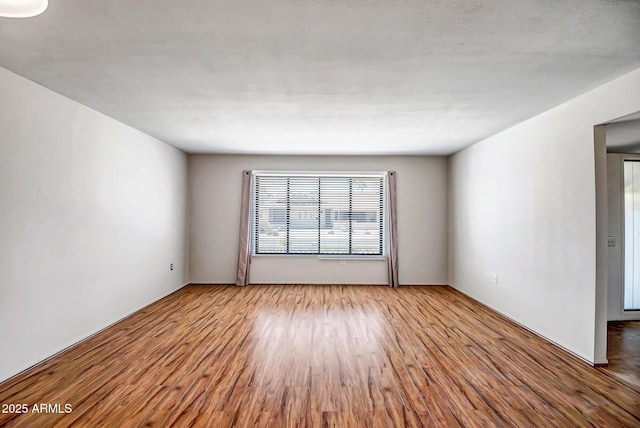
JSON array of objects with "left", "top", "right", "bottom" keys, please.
[{"left": 1, "top": 0, "right": 639, "bottom": 155}]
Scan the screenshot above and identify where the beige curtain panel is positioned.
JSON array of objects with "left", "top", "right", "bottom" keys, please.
[
  {"left": 236, "top": 170, "right": 253, "bottom": 286},
  {"left": 387, "top": 171, "right": 399, "bottom": 288}
]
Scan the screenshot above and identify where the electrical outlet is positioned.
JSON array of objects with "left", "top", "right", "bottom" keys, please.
[
  {"left": 170, "top": 263, "right": 174, "bottom": 271},
  {"left": 607, "top": 236, "right": 616, "bottom": 247},
  {"left": 340, "top": 259, "right": 346, "bottom": 265},
  {"left": 490, "top": 273, "right": 498, "bottom": 284}
]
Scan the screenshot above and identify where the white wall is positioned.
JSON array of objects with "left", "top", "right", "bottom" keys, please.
[
  {"left": 0, "top": 67, "right": 189, "bottom": 382},
  {"left": 607, "top": 152, "right": 640, "bottom": 321},
  {"left": 593, "top": 125, "right": 608, "bottom": 364},
  {"left": 189, "top": 155, "right": 448, "bottom": 285},
  {"left": 449, "top": 67, "right": 640, "bottom": 364}
]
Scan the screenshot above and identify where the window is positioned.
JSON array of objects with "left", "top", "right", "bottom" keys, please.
[
  {"left": 252, "top": 173, "right": 386, "bottom": 256},
  {"left": 624, "top": 160, "right": 640, "bottom": 310}
]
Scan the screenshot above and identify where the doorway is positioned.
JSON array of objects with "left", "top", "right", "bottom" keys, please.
[{"left": 602, "top": 112, "right": 640, "bottom": 387}]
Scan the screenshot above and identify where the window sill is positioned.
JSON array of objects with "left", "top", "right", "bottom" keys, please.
[
  {"left": 251, "top": 254, "right": 387, "bottom": 261},
  {"left": 317, "top": 255, "right": 386, "bottom": 261}
]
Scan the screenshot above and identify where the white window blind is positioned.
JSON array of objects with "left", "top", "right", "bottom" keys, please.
[{"left": 252, "top": 173, "right": 386, "bottom": 256}]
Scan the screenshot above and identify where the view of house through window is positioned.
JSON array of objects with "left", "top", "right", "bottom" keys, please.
[{"left": 252, "top": 173, "right": 386, "bottom": 255}]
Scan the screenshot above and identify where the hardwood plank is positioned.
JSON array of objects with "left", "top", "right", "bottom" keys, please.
[
  {"left": 604, "top": 320, "right": 640, "bottom": 389},
  {"left": 0, "top": 284, "right": 639, "bottom": 427}
]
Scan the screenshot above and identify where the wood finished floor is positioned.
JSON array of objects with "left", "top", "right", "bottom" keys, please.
[
  {"left": 606, "top": 320, "right": 640, "bottom": 389},
  {"left": 1, "top": 285, "right": 639, "bottom": 427}
]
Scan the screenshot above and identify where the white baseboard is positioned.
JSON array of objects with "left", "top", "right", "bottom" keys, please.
[
  {"left": 448, "top": 286, "right": 599, "bottom": 367},
  {"left": 0, "top": 282, "right": 189, "bottom": 385}
]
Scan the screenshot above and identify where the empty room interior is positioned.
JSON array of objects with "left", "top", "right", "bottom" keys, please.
[{"left": 1, "top": 0, "right": 640, "bottom": 426}]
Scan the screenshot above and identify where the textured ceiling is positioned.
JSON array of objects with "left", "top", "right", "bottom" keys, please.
[{"left": 1, "top": 0, "right": 640, "bottom": 155}]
